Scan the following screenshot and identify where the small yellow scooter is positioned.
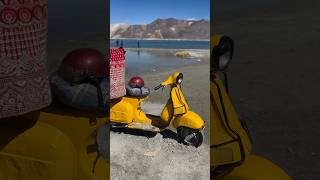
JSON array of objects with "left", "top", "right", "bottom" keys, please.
[
  {"left": 211, "top": 35, "right": 291, "bottom": 179},
  {"left": 110, "top": 72, "right": 205, "bottom": 147}
]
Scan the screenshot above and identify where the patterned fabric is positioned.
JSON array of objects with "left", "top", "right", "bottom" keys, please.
[
  {"left": 0, "top": 0, "right": 51, "bottom": 118},
  {"left": 110, "top": 48, "right": 126, "bottom": 99}
]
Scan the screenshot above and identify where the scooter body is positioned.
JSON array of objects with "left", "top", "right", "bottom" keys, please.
[
  {"left": 211, "top": 35, "right": 291, "bottom": 179},
  {"left": 110, "top": 72, "right": 205, "bottom": 146},
  {"left": 0, "top": 104, "right": 109, "bottom": 180},
  {"left": 211, "top": 74, "right": 290, "bottom": 179}
]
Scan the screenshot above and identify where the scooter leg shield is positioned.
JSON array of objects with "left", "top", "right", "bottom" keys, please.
[
  {"left": 173, "top": 111, "right": 205, "bottom": 129},
  {"left": 220, "top": 155, "right": 291, "bottom": 180}
]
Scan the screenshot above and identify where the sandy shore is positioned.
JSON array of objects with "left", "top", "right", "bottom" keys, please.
[
  {"left": 110, "top": 49, "right": 210, "bottom": 180},
  {"left": 213, "top": 1, "right": 320, "bottom": 179}
]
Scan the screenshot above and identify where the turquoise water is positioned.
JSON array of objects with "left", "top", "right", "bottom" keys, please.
[{"left": 110, "top": 39, "right": 209, "bottom": 49}]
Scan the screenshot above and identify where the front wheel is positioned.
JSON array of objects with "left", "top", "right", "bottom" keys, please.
[{"left": 177, "top": 127, "right": 203, "bottom": 147}]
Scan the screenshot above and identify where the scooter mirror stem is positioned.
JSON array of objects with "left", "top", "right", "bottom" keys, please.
[{"left": 222, "top": 71, "right": 229, "bottom": 93}]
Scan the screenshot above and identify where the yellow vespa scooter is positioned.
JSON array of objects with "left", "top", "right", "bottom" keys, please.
[
  {"left": 110, "top": 72, "right": 205, "bottom": 147},
  {"left": 210, "top": 35, "right": 291, "bottom": 179}
]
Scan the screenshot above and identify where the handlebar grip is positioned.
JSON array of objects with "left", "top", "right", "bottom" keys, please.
[{"left": 154, "top": 85, "right": 162, "bottom": 90}]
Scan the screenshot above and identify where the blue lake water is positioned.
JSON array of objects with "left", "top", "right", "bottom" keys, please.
[
  {"left": 110, "top": 39, "right": 209, "bottom": 49},
  {"left": 110, "top": 39, "right": 209, "bottom": 78}
]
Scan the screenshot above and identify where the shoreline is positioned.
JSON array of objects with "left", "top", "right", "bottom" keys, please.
[
  {"left": 124, "top": 48, "right": 210, "bottom": 63},
  {"left": 122, "top": 47, "right": 210, "bottom": 51},
  {"left": 124, "top": 48, "right": 209, "bottom": 78}
]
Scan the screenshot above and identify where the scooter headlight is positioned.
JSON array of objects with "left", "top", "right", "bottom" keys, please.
[
  {"left": 212, "top": 36, "right": 234, "bottom": 71},
  {"left": 176, "top": 73, "right": 183, "bottom": 84}
]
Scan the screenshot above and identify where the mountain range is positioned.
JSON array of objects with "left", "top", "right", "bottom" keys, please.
[{"left": 110, "top": 18, "right": 209, "bottom": 40}]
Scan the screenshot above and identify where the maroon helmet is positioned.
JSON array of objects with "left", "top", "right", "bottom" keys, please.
[
  {"left": 58, "top": 48, "right": 107, "bottom": 83},
  {"left": 128, "top": 76, "right": 145, "bottom": 88}
]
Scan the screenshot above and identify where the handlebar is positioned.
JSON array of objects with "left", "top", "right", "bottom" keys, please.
[{"left": 154, "top": 84, "right": 163, "bottom": 90}]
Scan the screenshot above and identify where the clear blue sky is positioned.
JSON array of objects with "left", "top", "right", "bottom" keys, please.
[{"left": 111, "top": 0, "right": 210, "bottom": 24}]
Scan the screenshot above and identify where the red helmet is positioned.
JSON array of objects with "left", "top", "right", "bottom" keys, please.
[
  {"left": 58, "top": 48, "right": 107, "bottom": 83},
  {"left": 128, "top": 76, "right": 144, "bottom": 88}
]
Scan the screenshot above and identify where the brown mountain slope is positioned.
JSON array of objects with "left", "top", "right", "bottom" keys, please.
[{"left": 110, "top": 18, "right": 209, "bottom": 40}]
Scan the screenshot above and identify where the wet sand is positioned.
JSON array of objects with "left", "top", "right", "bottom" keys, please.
[{"left": 213, "top": 1, "right": 320, "bottom": 179}]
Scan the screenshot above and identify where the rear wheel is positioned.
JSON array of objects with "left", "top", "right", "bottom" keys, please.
[{"left": 177, "top": 127, "right": 203, "bottom": 147}]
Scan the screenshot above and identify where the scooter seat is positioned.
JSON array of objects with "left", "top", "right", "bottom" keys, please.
[{"left": 126, "top": 86, "right": 150, "bottom": 97}]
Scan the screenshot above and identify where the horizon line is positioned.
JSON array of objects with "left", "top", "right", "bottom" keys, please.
[{"left": 111, "top": 17, "right": 210, "bottom": 25}]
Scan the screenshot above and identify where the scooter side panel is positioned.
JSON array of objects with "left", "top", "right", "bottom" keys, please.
[
  {"left": 220, "top": 155, "right": 291, "bottom": 180},
  {"left": 211, "top": 75, "right": 252, "bottom": 155},
  {"left": 172, "top": 111, "right": 205, "bottom": 129},
  {"left": 211, "top": 141, "right": 242, "bottom": 166},
  {"left": 171, "top": 86, "right": 189, "bottom": 116},
  {"left": 39, "top": 107, "right": 109, "bottom": 180}
]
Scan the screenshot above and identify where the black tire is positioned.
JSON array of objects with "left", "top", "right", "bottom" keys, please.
[
  {"left": 211, "top": 164, "right": 236, "bottom": 179},
  {"left": 177, "top": 127, "right": 203, "bottom": 147}
]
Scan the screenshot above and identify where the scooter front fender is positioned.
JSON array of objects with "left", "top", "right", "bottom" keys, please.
[
  {"left": 173, "top": 111, "right": 205, "bottom": 130},
  {"left": 220, "top": 155, "right": 291, "bottom": 180}
]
